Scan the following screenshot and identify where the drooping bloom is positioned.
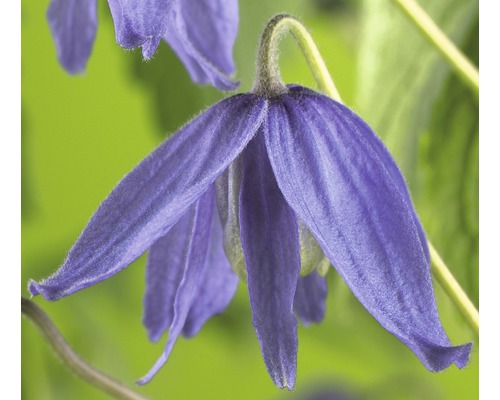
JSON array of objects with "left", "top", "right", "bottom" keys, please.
[
  {"left": 28, "top": 85, "right": 471, "bottom": 389},
  {"left": 46, "top": 0, "right": 239, "bottom": 89}
]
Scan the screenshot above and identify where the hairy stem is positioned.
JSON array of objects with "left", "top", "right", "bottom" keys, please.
[
  {"left": 253, "top": 14, "right": 341, "bottom": 100},
  {"left": 21, "top": 297, "right": 149, "bottom": 400},
  {"left": 391, "top": 0, "right": 479, "bottom": 96}
]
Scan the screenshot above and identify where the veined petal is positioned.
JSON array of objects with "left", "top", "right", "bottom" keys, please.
[
  {"left": 164, "top": 0, "right": 239, "bottom": 90},
  {"left": 178, "top": 0, "right": 237, "bottom": 76},
  {"left": 294, "top": 271, "right": 327, "bottom": 326},
  {"left": 182, "top": 205, "right": 239, "bottom": 338},
  {"left": 239, "top": 133, "right": 300, "bottom": 390},
  {"left": 216, "top": 160, "right": 325, "bottom": 281},
  {"left": 29, "top": 94, "right": 266, "bottom": 301},
  {"left": 142, "top": 207, "right": 193, "bottom": 343},
  {"left": 143, "top": 187, "right": 237, "bottom": 342},
  {"left": 264, "top": 86, "right": 470, "bottom": 372},
  {"left": 138, "top": 188, "right": 215, "bottom": 385},
  {"left": 107, "top": 0, "right": 171, "bottom": 58},
  {"left": 47, "top": 0, "right": 97, "bottom": 74}
]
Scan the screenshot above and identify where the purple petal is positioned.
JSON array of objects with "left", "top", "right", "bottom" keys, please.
[
  {"left": 143, "top": 188, "right": 237, "bottom": 342},
  {"left": 28, "top": 94, "right": 266, "bottom": 301},
  {"left": 137, "top": 188, "right": 215, "bottom": 385},
  {"left": 142, "top": 208, "right": 193, "bottom": 343},
  {"left": 179, "top": 0, "right": 237, "bottom": 76},
  {"left": 47, "top": 0, "right": 97, "bottom": 74},
  {"left": 164, "top": 0, "right": 239, "bottom": 90},
  {"left": 239, "top": 133, "right": 300, "bottom": 390},
  {"left": 294, "top": 271, "right": 328, "bottom": 326},
  {"left": 264, "top": 86, "right": 471, "bottom": 372},
  {"left": 107, "top": 0, "right": 171, "bottom": 58},
  {"left": 182, "top": 205, "right": 238, "bottom": 337}
]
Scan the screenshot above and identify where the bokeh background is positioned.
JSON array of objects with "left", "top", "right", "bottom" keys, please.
[{"left": 21, "top": 0, "right": 478, "bottom": 399}]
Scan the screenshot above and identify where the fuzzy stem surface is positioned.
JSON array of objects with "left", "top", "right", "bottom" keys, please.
[{"left": 253, "top": 14, "right": 341, "bottom": 100}]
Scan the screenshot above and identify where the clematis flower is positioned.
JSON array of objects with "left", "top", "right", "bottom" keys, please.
[
  {"left": 28, "top": 85, "right": 471, "bottom": 389},
  {"left": 46, "top": 0, "right": 239, "bottom": 89}
]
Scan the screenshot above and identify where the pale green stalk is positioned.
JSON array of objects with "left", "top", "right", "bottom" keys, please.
[
  {"left": 428, "top": 243, "right": 479, "bottom": 335},
  {"left": 22, "top": 297, "right": 149, "bottom": 400},
  {"left": 253, "top": 14, "right": 341, "bottom": 101},
  {"left": 256, "top": 14, "right": 479, "bottom": 334},
  {"left": 391, "top": 0, "right": 479, "bottom": 96}
]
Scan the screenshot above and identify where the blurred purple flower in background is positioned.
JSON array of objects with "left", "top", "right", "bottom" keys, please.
[
  {"left": 47, "top": 0, "right": 97, "bottom": 74},
  {"left": 28, "top": 85, "right": 471, "bottom": 389},
  {"left": 47, "top": 0, "right": 239, "bottom": 89}
]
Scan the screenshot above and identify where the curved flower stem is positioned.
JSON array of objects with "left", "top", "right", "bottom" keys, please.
[
  {"left": 257, "top": 14, "right": 479, "bottom": 334},
  {"left": 253, "top": 14, "right": 341, "bottom": 100},
  {"left": 390, "top": 0, "right": 479, "bottom": 97},
  {"left": 21, "top": 297, "right": 149, "bottom": 400},
  {"left": 428, "top": 243, "right": 479, "bottom": 335}
]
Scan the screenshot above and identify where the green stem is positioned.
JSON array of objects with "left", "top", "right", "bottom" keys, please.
[
  {"left": 428, "top": 243, "right": 479, "bottom": 335},
  {"left": 253, "top": 14, "right": 341, "bottom": 100},
  {"left": 391, "top": 0, "right": 479, "bottom": 96},
  {"left": 21, "top": 297, "right": 149, "bottom": 400},
  {"left": 257, "top": 14, "right": 479, "bottom": 335}
]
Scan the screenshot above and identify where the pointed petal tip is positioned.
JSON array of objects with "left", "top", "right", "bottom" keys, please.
[
  {"left": 413, "top": 337, "right": 473, "bottom": 372},
  {"left": 135, "top": 376, "right": 149, "bottom": 387},
  {"left": 141, "top": 37, "right": 161, "bottom": 60},
  {"left": 27, "top": 279, "right": 40, "bottom": 297},
  {"left": 136, "top": 353, "right": 168, "bottom": 386},
  {"left": 62, "top": 64, "right": 86, "bottom": 75},
  {"left": 273, "top": 373, "right": 296, "bottom": 391},
  {"left": 144, "top": 325, "right": 162, "bottom": 344},
  {"left": 26, "top": 278, "right": 82, "bottom": 302},
  {"left": 453, "top": 342, "right": 473, "bottom": 369},
  {"left": 28, "top": 279, "right": 60, "bottom": 300}
]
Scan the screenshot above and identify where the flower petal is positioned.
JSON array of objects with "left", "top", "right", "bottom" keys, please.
[
  {"left": 137, "top": 188, "right": 215, "bottom": 385},
  {"left": 47, "top": 0, "right": 97, "bottom": 74},
  {"left": 107, "top": 0, "right": 171, "bottom": 58},
  {"left": 294, "top": 271, "right": 328, "bottom": 326},
  {"left": 142, "top": 207, "right": 193, "bottom": 343},
  {"left": 216, "top": 165, "right": 329, "bottom": 281},
  {"left": 179, "top": 0, "right": 237, "bottom": 76},
  {"left": 28, "top": 94, "right": 265, "bottom": 301},
  {"left": 239, "top": 133, "right": 300, "bottom": 390},
  {"left": 264, "top": 86, "right": 470, "bottom": 371},
  {"left": 163, "top": 0, "right": 239, "bottom": 90},
  {"left": 182, "top": 205, "right": 238, "bottom": 338},
  {"left": 143, "top": 187, "right": 237, "bottom": 342}
]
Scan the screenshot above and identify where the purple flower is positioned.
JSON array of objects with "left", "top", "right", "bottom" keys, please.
[
  {"left": 47, "top": 0, "right": 238, "bottom": 89},
  {"left": 28, "top": 85, "right": 471, "bottom": 389}
]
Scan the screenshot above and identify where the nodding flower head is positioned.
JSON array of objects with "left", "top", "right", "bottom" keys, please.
[
  {"left": 29, "top": 84, "right": 471, "bottom": 389},
  {"left": 47, "top": 0, "right": 239, "bottom": 90}
]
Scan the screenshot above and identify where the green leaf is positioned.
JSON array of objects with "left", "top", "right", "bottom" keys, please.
[{"left": 356, "top": 0, "right": 478, "bottom": 185}]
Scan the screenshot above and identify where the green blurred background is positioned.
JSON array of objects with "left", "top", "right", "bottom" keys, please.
[{"left": 21, "top": 0, "right": 478, "bottom": 399}]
